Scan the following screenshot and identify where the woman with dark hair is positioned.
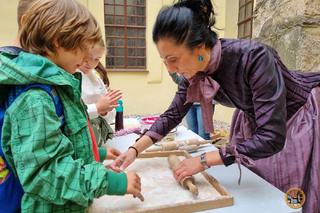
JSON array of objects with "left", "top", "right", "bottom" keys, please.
[{"left": 111, "top": 0, "right": 320, "bottom": 211}]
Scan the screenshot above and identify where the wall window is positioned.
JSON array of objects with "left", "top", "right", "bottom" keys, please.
[
  {"left": 104, "top": 0, "right": 146, "bottom": 70},
  {"left": 238, "top": 0, "right": 254, "bottom": 39}
]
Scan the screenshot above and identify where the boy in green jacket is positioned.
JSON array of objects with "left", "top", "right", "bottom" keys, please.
[
  {"left": 15, "top": 0, "right": 122, "bottom": 164},
  {"left": 0, "top": 0, "right": 141, "bottom": 211}
]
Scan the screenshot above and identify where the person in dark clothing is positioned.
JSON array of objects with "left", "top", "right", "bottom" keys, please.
[{"left": 111, "top": 0, "right": 320, "bottom": 211}]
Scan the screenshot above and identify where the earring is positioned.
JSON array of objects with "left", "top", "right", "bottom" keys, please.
[{"left": 198, "top": 55, "right": 203, "bottom": 62}]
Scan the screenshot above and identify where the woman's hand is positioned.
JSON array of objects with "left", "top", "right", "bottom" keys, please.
[
  {"left": 173, "top": 151, "right": 223, "bottom": 182},
  {"left": 96, "top": 89, "right": 122, "bottom": 116},
  {"left": 109, "top": 148, "right": 137, "bottom": 172},
  {"left": 126, "top": 171, "right": 141, "bottom": 198},
  {"left": 173, "top": 157, "right": 204, "bottom": 182},
  {"left": 106, "top": 147, "right": 122, "bottom": 160},
  {"left": 110, "top": 135, "right": 154, "bottom": 172}
]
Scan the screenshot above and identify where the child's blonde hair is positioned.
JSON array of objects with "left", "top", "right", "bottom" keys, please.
[{"left": 19, "top": 0, "right": 102, "bottom": 56}]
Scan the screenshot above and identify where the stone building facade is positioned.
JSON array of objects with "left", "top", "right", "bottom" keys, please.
[{"left": 253, "top": 0, "right": 320, "bottom": 71}]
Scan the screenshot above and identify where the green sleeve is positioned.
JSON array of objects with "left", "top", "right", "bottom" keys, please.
[
  {"left": 98, "top": 147, "right": 107, "bottom": 162},
  {"left": 2, "top": 90, "right": 127, "bottom": 207}
]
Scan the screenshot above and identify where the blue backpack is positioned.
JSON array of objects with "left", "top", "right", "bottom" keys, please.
[{"left": 0, "top": 47, "right": 64, "bottom": 213}]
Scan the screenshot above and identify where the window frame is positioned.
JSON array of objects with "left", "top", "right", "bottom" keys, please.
[
  {"left": 104, "top": 0, "right": 147, "bottom": 71},
  {"left": 237, "top": 0, "right": 254, "bottom": 39}
]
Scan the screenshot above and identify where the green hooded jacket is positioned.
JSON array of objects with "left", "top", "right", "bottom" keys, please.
[{"left": 0, "top": 51, "right": 127, "bottom": 212}]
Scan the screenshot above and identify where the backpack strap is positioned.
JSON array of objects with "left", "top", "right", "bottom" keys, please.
[
  {"left": 10, "top": 84, "right": 65, "bottom": 126},
  {"left": 0, "top": 46, "right": 23, "bottom": 56},
  {"left": 0, "top": 84, "right": 65, "bottom": 213},
  {"left": 0, "top": 46, "right": 23, "bottom": 105}
]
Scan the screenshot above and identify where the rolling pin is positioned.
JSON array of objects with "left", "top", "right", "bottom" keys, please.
[
  {"left": 175, "top": 138, "right": 213, "bottom": 146},
  {"left": 146, "top": 143, "right": 199, "bottom": 152},
  {"left": 168, "top": 154, "right": 199, "bottom": 196},
  {"left": 146, "top": 138, "right": 221, "bottom": 152}
]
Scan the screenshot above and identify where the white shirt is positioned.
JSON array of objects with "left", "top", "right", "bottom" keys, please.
[{"left": 80, "top": 70, "right": 116, "bottom": 123}]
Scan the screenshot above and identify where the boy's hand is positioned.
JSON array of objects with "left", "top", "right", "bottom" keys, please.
[
  {"left": 106, "top": 147, "right": 121, "bottom": 160},
  {"left": 126, "top": 171, "right": 142, "bottom": 198}
]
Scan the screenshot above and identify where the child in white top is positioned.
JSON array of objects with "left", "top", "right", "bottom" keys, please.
[
  {"left": 80, "top": 42, "right": 122, "bottom": 151},
  {"left": 81, "top": 65, "right": 117, "bottom": 123}
]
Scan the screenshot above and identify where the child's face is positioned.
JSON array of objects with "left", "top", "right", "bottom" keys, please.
[
  {"left": 48, "top": 46, "right": 88, "bottom": 74},
  {"left": 80, "top": 44, "right": 105, "bottom": 74}
]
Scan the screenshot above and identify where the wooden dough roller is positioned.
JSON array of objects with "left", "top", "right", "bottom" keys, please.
[
  {"left": 146, "top": 143, "right": 199, "bottom": 152},
  {"left": 168, "top": 154, "right": 199, "bottom": 196},
  {"left": 146, "top": 138, "right": 213, "bottom": 152},
  {"left": 174, "top": 138, "right": 214, "bottom": 146}
]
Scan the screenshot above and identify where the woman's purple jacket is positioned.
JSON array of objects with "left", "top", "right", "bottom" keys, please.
[{"left": 144, "top": 38, "right": 320, "bottom": 165}]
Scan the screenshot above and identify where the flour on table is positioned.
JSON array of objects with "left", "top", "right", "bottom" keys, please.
[{"left": 89, "top": 157, "right": 221, "bottom": 213}]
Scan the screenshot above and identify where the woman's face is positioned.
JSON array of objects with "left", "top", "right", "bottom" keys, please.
[
  {"left": 156, "top": 38, "right": 207, "bottom": 79},
  {"left": 80, "top": 44, "right": 105, "bottom": 74}
]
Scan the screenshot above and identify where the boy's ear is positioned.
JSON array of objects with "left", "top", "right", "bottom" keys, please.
[
  {"left": 53, "top": 40, "right": 60, "bottom": 49},
  {"left": 46, "top": 41, "right": 59, "bottom": 57},
  {"left": 19, "top": 14, "right": 27, "bottom": 28}
]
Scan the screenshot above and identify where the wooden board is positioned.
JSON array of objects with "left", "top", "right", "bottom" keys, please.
[{"left": 88, "top": 151, "right": 233, "bottom": 213}]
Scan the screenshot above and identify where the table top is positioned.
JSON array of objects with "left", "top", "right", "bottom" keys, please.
[{"left": 107, "top": 125, "right": 300, "bottom": 213}]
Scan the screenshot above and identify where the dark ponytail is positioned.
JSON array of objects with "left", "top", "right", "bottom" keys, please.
[{"left": 153, "top": 0, "right": 217, "bottom": 49}]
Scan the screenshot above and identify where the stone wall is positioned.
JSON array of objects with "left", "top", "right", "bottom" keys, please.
[{"left": 253, "top": 0, "right": 320, "bottom": 71}]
